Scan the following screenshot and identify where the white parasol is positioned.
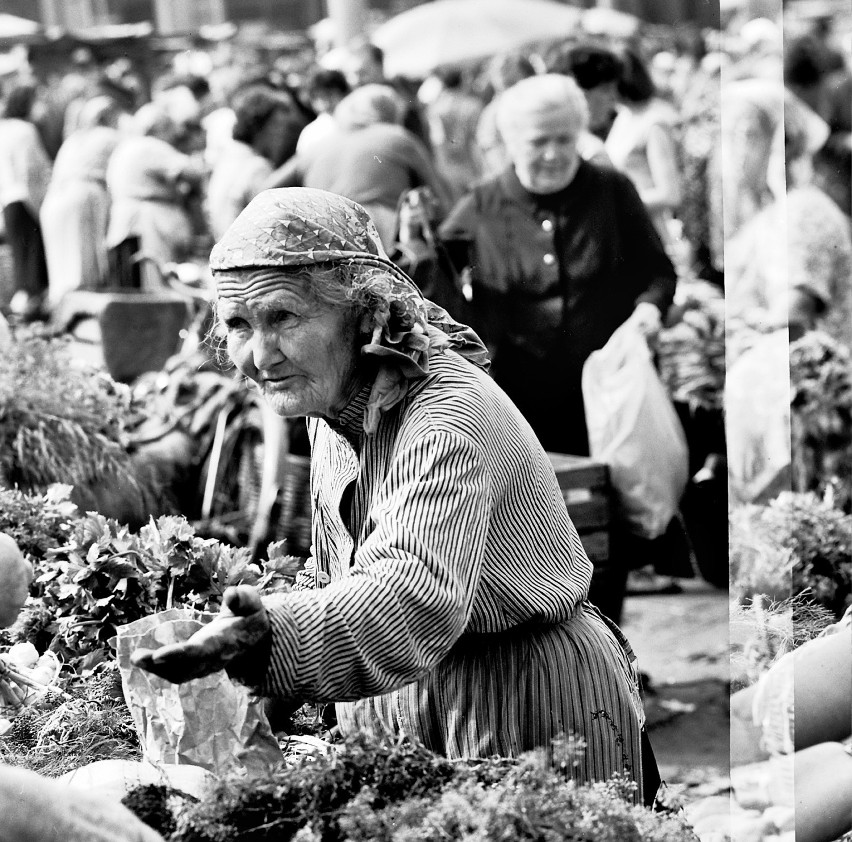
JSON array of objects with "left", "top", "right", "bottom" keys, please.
[
  {"left": 372, "top": 0, "right": 583, "bottom": 79},
  {"left": 0, "top": 13, "right": 41, "bottom": 38}
]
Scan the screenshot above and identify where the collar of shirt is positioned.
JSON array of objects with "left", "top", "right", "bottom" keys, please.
[
  {"left": 325, "top": 378, "right": 372, "bottom": 447},
  {"left": 496, "top": 161, "right": 590, "bottom": 215}
]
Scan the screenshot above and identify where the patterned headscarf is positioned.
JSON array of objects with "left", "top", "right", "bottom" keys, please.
[{"left": 210, "top": 187, "right": 489, "bottom": 432}]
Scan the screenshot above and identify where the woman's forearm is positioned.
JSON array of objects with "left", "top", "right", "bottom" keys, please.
[{"left": 642, "top": 125, "right": 682, "bottom": 213}]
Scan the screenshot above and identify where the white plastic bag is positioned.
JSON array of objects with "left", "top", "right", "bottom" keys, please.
[
  {"left": 726, "top": 330, "right": 792, "bottom": 505},
  {"left": 582, "top": 321, "right": 689, "bottom": 539}
]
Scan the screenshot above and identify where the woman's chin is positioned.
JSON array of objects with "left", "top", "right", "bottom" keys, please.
[{"left": 261, "top": 388, "right": 307, "bottom": 418}]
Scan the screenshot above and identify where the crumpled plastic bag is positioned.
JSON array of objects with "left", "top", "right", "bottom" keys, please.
[
  {"left": 582, "top": 321, "right": 689, "bottom": 539},
  {"left": 115, "top": 608, "right": 283, "bottom": 776}
]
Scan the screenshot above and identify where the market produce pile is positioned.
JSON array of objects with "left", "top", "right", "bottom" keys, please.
[
  {"left": 656, "top": 279, "right": 725, "bottom": 412},
  {"left": 1, "top": 485, "right": 297, "bottom": 669},
  {"left": 0, "top": 484, "right": 698, "bottom": 841},
  {"left": 0, "top": 660, "right": 140, "bottom": 778},
  {"left": 789, "top": 331, "right": 852, "bottom": 511},
  {"left": 0, "top": 331, "right": 141, "bottom": 495},
  {"left": 120, "top": 734, "right": 697, "bottom": 842},
  {"left": 730, "top": 491, "right": 852, "bottom": 622}
]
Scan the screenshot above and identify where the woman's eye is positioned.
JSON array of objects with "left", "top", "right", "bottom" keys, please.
[
  {"left": 271, "top": 310, "right": 296, "bottom": 325},
  {"left": 223, "top": 317, "right": 249, "bottom": 331}
]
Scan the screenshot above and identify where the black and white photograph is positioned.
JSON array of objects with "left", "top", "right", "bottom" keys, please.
[{"left": 0, "top": 0, "right": 849, "bottom": 839}]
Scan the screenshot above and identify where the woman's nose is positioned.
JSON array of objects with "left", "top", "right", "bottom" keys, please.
[{"left": 251, "top": 328, "right": 284, "bottom": 369}]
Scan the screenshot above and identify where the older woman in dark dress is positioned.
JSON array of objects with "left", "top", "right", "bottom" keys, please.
[
  {"left": 439, "top": 74, "right": 677, "bottom": 456},
  {"left": 133, "top": 187, "right": 659, "bottom": 804}
]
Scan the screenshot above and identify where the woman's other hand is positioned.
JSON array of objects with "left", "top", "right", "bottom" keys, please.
[
  {"left": 131, "top": 586, "right": 271, "bottom": 684},
  {"left": 626, "top": 301, "right": 663, "bottom": 341}
]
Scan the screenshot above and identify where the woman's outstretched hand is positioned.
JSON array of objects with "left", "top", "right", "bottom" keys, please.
[{"left": 131, "top": 586, "right": 271, "bottom": 684}]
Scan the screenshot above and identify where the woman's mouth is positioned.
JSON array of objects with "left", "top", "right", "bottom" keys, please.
[{"left": 261, "top": 375, "right": 294, "bottom": 389}]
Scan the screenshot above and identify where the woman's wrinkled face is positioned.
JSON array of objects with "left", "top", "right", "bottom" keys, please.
[
  {"left": 502, "top": 103, "right": 582, "bottom": 194},
  {"left": 217, "top": 270, "right": 364, "bottom": 419}
]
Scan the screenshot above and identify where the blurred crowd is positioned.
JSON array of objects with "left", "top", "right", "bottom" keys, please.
[
  {"left": 0, "top": 5, "right": 850, "bottom": 525},
  {"left": 0, "top": 8, "right": 848, "bottom": 328}
]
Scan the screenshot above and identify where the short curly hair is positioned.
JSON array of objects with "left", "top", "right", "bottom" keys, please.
[
  {"left": 548, "top": 45, "right": 623, "bottom": 90},
  {"left": 231, "top": 85, "right": 299, "bottom": 146},
  {"left": 497, "top": 73, "right": 589, "bottom": 137}
]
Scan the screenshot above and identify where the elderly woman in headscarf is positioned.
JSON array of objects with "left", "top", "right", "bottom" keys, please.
[
  {"left": 132, "top": 187, "right": 659, "bottom": 804},
  {"left": 39, "top": 96, "right": 126, "bottom": 307}
]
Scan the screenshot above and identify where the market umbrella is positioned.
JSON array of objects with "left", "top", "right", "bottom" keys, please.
[
  {"left": 372, "top": 0, "right": 583, "bottom": 79},
  {"left": 0, "top": 14, "right": 41, "bottom": 38},
  {"left": 581, "top": 7, "right": 640, "bottom": 38}
]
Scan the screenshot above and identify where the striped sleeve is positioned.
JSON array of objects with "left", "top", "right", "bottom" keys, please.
[{"left": 259, "top": 429, "right": 491, "bottom": 702}]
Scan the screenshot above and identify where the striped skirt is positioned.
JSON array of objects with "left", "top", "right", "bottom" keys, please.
[{"left": 336, "top": 601, "right": 647, "bottom": 802}]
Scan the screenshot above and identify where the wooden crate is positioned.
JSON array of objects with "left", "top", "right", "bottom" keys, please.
[{"left": 546, "top": 452, "right": 611, "bottom": 568}]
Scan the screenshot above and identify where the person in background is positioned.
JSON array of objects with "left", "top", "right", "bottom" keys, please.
[
  {"left": 0, "top": 82, "right": 52, "bottom": 321},
  {"left": 295, "top": 68, "right": 350, "bottom": 157},
  {"left": 474, "top": 52, "right": 537, "bottom": 179},
  {"left": 439, "top": 73, "right": 675, "bottom": 457},
  {"left": 105, "top": 102, "right": 205, "bottom": 288},
  {"left": 678, "top": 50, "right": 724, "bottom": 287},
  {"left": 295, "top": 84, "right": 451, "bottom": 249},
  {"left": 336, "top": 39, "right": 432, "bottom": 153},
  {"left": 477, "top": 49, "right": 612, "bottom": 182},
  {"left": 422, "top": 66, "right": 484, "bottom": 202},
  {"left": 207, "top": 84, "right": 310, "bottom": 242},
  {"left": 438, "top": 74, "right": 677, "bottom": 621},
  {"left": 726, "top": 91, "right": 852, "bottom": 360},
  {"left": 815, "top": 54, "right": 852, "bottom": 216},
  {"left": 558, "top": 44, "right": 623, "bottom": 141},
  {"left": 649, "top": 50, "right": 679, "bottom": 104},
  {"left": 202, "top": 66, "right": 244, "bottom": 172},
  {"left": 717, "top": 78, "right": 784, "bottom": 243},
  {"left": 40, "top": 96, "right": 125, "bottom": 308},
  {"left": 340, "top": 40, "right": 387, "bottom": 89},
  {"left": 60, "top": 47, "right": 103, "bottom": 141},
  {"left": 784, "top": 34, "right": 831, "bottom": 118},
  {"left": 604, "top": 49, "right": 682, "bottom": 247}
]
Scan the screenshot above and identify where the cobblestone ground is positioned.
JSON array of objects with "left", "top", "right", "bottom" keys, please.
[{"left": 620, "top": 577, "right": 731, "bottom": 837}]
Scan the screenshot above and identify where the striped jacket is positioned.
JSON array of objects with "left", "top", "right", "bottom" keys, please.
[{"left": 260, "top": 348, "right": 594, "bottom": 703}]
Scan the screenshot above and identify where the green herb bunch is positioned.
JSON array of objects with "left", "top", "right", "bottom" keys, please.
[
  {"left": 731, "top": 492, "right": 852, "bottom": 619},
  {"left": 131, "top": 734, "right": 695, "bottom": 842},
  {"left": 0, "top": 484, "right": 78, "bottom": 565},
  {"left": 33, "top": 513, "right": 290, "bottom": 664},
  {"left": 790, "top": 331, "right": 852, "bottom": 511},
  {"left": 0, "top": 331, "right": 143, "bottom": 495},
  {"left": 171, "top": 734, "right": 454, "bottom": 842},
  {"left": 0, "top": 662, "right": 140, "bottom": 777},
  {"left": 335, "top": 772, "right": 691, "bottom": 842}
]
